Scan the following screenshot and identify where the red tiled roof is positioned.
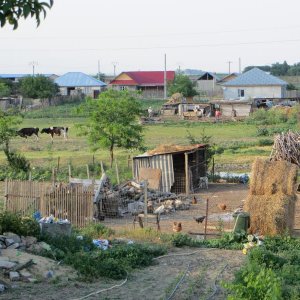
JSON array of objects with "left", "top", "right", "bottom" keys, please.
[
  {"left": 109, "top": 80, "right": 137, "bottom": 86},
  {"left": 110, "top": 71, "right": 175, "bottom": 86}
]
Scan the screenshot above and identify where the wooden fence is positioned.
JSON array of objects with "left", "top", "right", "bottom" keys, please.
[{"left": 4, "top": 180, "right": 94, "bottom": 228}]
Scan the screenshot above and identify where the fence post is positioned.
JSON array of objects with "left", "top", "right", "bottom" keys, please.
[
  {"left": 185, "top": 153, "right": 189, "bottom": 195},
  {"left": 204, "top": 198, "right": 209, "bottom": 240},
  {"left": 115, "top": 160, "right": 120, "bottom": 185},
  {"left": 68, "top": 165, "right": 72, "bottom": 181},
  {"left": 86, "top": 164, "right": 90, "bottom": 179},
  {"left": 212, "top": 157, "right": 215, "bottom": 183},
  {"left": 57, "top": 156, "right": 60, "bottom": 172},
  {"left": 4, "top": 179, "right": 8, "bottom": 211},
  {"left": 144, "top": 180, "right": 148, "bottom": 226},
  {"left": 100, "top": 161, "right": 105, "bottom": 175}
]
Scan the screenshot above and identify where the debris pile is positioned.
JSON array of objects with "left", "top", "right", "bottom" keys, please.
[{"left": 95, "top": 180, "right": 193, "bottom": 218}]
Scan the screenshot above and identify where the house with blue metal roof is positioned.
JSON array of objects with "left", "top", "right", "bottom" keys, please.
[
  {"left": 55, "top": 72, "right": 106, "bottom": 98},
  {"left": 221, "top": 68, "right": 287, "bottom": 100}
]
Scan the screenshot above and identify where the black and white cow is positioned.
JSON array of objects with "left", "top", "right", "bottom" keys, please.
[
  {"left": 41, "top": 127, "right": 68, "bottom": 140},
  {"left": 17, "top": 127, "right": 39, "bottom": 140}
]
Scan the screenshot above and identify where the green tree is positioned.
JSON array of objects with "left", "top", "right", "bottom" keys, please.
[
  {"left": 0, "top": 82, "right": 11, "bottom": 97},
  {"left": 78, "top": 90, "right": 144, "bottom": 167},
  {"left": 20, "top": 75, "right": 58, "bottom": 105},
  {"left": 168, "top": 74, "right": 198, "bottom": 97},
  {"left": 0, "top": 0, "right": 53, "bottom": 29}
]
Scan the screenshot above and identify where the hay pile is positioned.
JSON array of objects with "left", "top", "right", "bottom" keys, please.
[
  {"left": 270, "top": 130, "right": 300, "bottom": 167},
  {"left": 245, "top": 158, "right": 298, "bottom": 235}
]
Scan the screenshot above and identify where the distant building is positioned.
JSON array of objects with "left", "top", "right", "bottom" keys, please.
[
  {"left": 55, "top": 72, "right": 106, "bottom": 98},
  {"left": 217, "top": 73, "right": 239, "bottom": 84},
  {"left": 221, "top": 68, "right": 287, "bottom": 100},
  {"left": 109, "top": 71, "right": 175, "bottom": 98},
  {"left": 196, "top": 72, "right": 222, "bottom": 97},
  {"left": 0, "top": 74, "right": 58, "bottom": 82}
]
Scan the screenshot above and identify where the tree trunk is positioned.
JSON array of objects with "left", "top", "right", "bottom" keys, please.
[{"left": 110, "top": 145, "right": 114, "bottom": 168}]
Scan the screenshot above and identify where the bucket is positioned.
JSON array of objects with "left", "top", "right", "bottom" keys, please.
[{"left": 232, "top": 212, "right": 250, "bottom": 233}]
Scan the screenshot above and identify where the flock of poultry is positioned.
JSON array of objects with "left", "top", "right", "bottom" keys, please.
[{"left": 172, "top": 196, "right": 227, "bottom": 233}]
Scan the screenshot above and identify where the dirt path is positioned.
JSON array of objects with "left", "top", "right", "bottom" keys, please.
[{"left": 4, "top": 247, "right": 244, "bottom": 300}]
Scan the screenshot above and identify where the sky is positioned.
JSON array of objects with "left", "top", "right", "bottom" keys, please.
[{"left": 1, "top": 0, "right": 300, "bottom": 75}]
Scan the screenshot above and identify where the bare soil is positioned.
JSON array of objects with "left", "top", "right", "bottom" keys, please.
[{"left": 3, "top": 247, "right": 244, "bottom": 300}]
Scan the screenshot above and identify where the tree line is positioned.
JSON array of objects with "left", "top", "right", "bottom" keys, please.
[{"left": 244, "top": 61, "right": 300, "bottom": 76}]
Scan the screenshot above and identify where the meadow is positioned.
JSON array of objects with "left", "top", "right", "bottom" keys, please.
[{"left": 1, "top": 101, "right": 297, "bottom": 183}]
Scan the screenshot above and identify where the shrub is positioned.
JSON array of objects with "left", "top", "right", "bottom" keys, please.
[
  {"left": 258, "top": 138, "right": 273, "bottom": 146},
  {"left": 79, "top": 223, "right": 115, "bottom": 239},
  {"left": 256, "top": 127, "right": 269, "bottom": 136},
  {"left": 0, "top": 212, "right": 40, "bottom": 237}
]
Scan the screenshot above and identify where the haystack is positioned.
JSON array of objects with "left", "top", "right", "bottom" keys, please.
[{"left": 245, "top": 158, "right": 298, "bottom": 235}]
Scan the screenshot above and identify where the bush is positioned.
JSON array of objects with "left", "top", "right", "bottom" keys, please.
[
  {"left": 256, "top": 127, "right": 269, "bottom": 136},
  {"left": 0, "top": 212, "right": 40, "bottom": 237},
  {"left": 258, "top": 138, "right": 273, "bottom": 146},
  {"left": 79, "top": 223, "right": 115, "bottom": 239}
]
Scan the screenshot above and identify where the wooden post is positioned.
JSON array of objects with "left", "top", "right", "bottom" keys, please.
[
  {"left": 185, "top": 152, "right": 189, "bottom": 195},
  {"left": 212, "top": 157, "right": 215, "bottom": 183},
  {"left": 127, "top": 155, "right": 130, "bottom": 168},
  {"left": 29, "top": 172, "right": 32, "bottom": 181},
  {"left": 52, "top": 167, "right": 56, "bottom": 185},
  {"left": 86, "top": 164, "right": 90, "bottom": 179},
  {"left": 115, "top": 160, "right": 120, "bottom": 185},
  {"left": 68, "top": 165, "right": 72, "bottom": 180},
  {"left": 57, "top": 156, "right": 60, "bottom": 172},
  {"left": 4, "top": 179, "right": 8, "bottom": 211},
  {"left": 100, "top": 161, "right": 105, "bottom": 175},
  {"left": 132, "top": 157, "right": 135, "bottom": 179},
  {"left": 204, "top": 198, "right": 209, "bottom": 240},
  {"left": 144, "top": 180, "right": 148, "bottom": 226}
]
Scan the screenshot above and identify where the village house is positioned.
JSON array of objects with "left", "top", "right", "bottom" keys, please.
[
  {"left": 55, "top": 72, "right": 106, "bottom": 98},
  {"left": 196, "top": 72, "right": 222, "bottom": 97},
  {"left": 221, "top": 67, "right": 288, "bottom": 100},
  {"left": 109, "top": 71, "right": 175, "bottom": 98}
]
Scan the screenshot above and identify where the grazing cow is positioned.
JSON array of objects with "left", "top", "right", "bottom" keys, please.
[
  {"left": 17, "top": 127, "right": 39, "bottom": 140},
  {"left": 41, "top": 127, "right": 68, "bottom": 141}
]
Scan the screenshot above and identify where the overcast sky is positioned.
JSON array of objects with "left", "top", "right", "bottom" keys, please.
[{"left": 1, "top": 0, "right": 300, "bottom": 75}]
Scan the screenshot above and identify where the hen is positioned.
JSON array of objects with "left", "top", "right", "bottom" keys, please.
[
  {"left": 192, "top": 196, "right": 197, "bottom": 204},
  {"left": 218, "top": 203, "right": 227, "bottom": 211},
  {"left": 173, "top": 222, "right": 182, "bottom": 232},
  {"left": 193, "top": 216, "right": 206, "bottom": 224}
]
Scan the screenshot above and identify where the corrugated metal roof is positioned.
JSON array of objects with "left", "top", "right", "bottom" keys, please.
[
  {"left": 222, "top": 68, "right": 287, "bottom": 86},
  {"left": 55, "top": 72, "right": 106, "bottom": 87},
  {"left": 197, "top": 72, "right": 221, "bottom": 81},
  {"left": 0, "top": 74, "right": 55, "bottom": 78}
]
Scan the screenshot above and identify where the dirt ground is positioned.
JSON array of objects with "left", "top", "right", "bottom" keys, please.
[
  {"left": 102, "top": 183, "right": 300, "bottom": 235},
  {"left": 3, "top": 247, "right": 244, "bottom": 300}
]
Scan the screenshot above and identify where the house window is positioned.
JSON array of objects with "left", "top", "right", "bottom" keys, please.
[
  {"left": 120, "top": 86, "right": 127, "bottom": 91},
  {"left": 238, "top": 89, "right": 245, "bottom": 97}
]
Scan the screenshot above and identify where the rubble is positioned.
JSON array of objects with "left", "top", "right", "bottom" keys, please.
[{"left": 94, "top": 179, "right": 194, "bottom": 219}]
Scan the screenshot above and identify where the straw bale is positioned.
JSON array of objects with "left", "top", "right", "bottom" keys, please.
[
  {"left": 249, "top": 158, "right": 298, "bottom": 196},
  {"left": 146, "top": 144, "right": 204, "bottom": 156},
  {"left": 245, "top": 194, "right": 296, "bottom": 235}
]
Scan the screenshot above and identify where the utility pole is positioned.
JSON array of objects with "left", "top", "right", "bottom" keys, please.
[
  {"left": 164, "top": 54, "right": 167, "bottom": 99},
  {"left": 112, "top": 61, "right": 118, "bottom": 77},
  {"left": 239, "top": 57, "right": 242, "bottom": 73},
  {"left": 29, "top": 61, "right": 38, "bottom": 76},
  {"left": 98, "top": 60, "right": 101, "bottom": 80},
  {"left": 227, "top": 61, "right": 233, "bottom": 74}
]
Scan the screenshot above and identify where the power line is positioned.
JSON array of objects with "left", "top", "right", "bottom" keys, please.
[{"left": 2, "top": 38, "right": 300, "bottom": 52}]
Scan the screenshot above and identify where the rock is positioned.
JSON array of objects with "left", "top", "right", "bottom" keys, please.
[
  {"left": 5, "top": 239, "right": 15, "bottom": 247},
  {"left": 44, "top": 270, "right": 54, "bottom": 279},
  {"left": 0, "top": 236, "right": 6, "bottom": 242},
  {"left": 28, "top": 241, "right": 51, "bottom": 253},
  {"left": 0, "top": 241, "right": 6, "bottom": 249},
  {"left": 20, "top": 270, "right": 33, "bottom": 281},
  {"left": 9, "top": 271, "right": 20, "bottom": 281},
  {"left": 0, "top": 284, "right": 5, "bottom": 292},
  {"left": 0, "top": 257, "right": 9, "bottom": 261},
  {"left": 0, "top": 261, "right": 16, "bottom": 269},
  {"left": 24, "top": 236, "right": 37, "bottom": 248},
  {"left": 27, "top": 278, "right": 37, "bottom": 283},
  {"left": 4, "top": 233, "right": 21, "bottom": 244},
  {"left": 7, "top": 243, "right": 20, "bottom": 249}
]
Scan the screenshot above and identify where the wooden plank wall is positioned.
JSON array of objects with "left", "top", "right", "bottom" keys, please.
[{"left": 4, "top": 180, "right": 94, "bottom": 228}]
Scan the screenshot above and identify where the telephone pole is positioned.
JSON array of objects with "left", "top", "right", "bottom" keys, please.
[
  {"left": 112, "top": 61, "right": 118, "bottom": 77},
  {"left": 239, "top": 57, "right": 242, "bottom": 73},
  {"left": 98, "top": 60, "right": 101, "bottom": 80},
  {"left": 227, "top": 61, "right": 233, "bottom": 74},
  {"left": 164, "top": 54, "right": 167, "bottom": 99},
  {"left": 29, "top": 61, "right": 38, "bottom": 76}
]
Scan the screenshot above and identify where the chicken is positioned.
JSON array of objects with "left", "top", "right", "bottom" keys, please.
[
  {"left": 193, "top": 216, "right": 206, "bottom": 224},
  {"left": 154, "top": 205, "right": 165, "bottom": 215},
  {"left": 218, "top": 203, "right": 227, "bottom": 211},
  {"left": 173, "top": 222, "right": 182, "bottom": 232},
  {"left": 192, "top": 196, "right": 197, "bottom": 205}
]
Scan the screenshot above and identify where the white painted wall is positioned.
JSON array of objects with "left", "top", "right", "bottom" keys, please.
[{"left": 223, "top": 85, "right": 286, "bottom": 100}]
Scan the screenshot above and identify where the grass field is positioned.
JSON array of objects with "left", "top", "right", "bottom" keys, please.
[{"left": 1, "top": 101, "right": 297, "bottom": 182}]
